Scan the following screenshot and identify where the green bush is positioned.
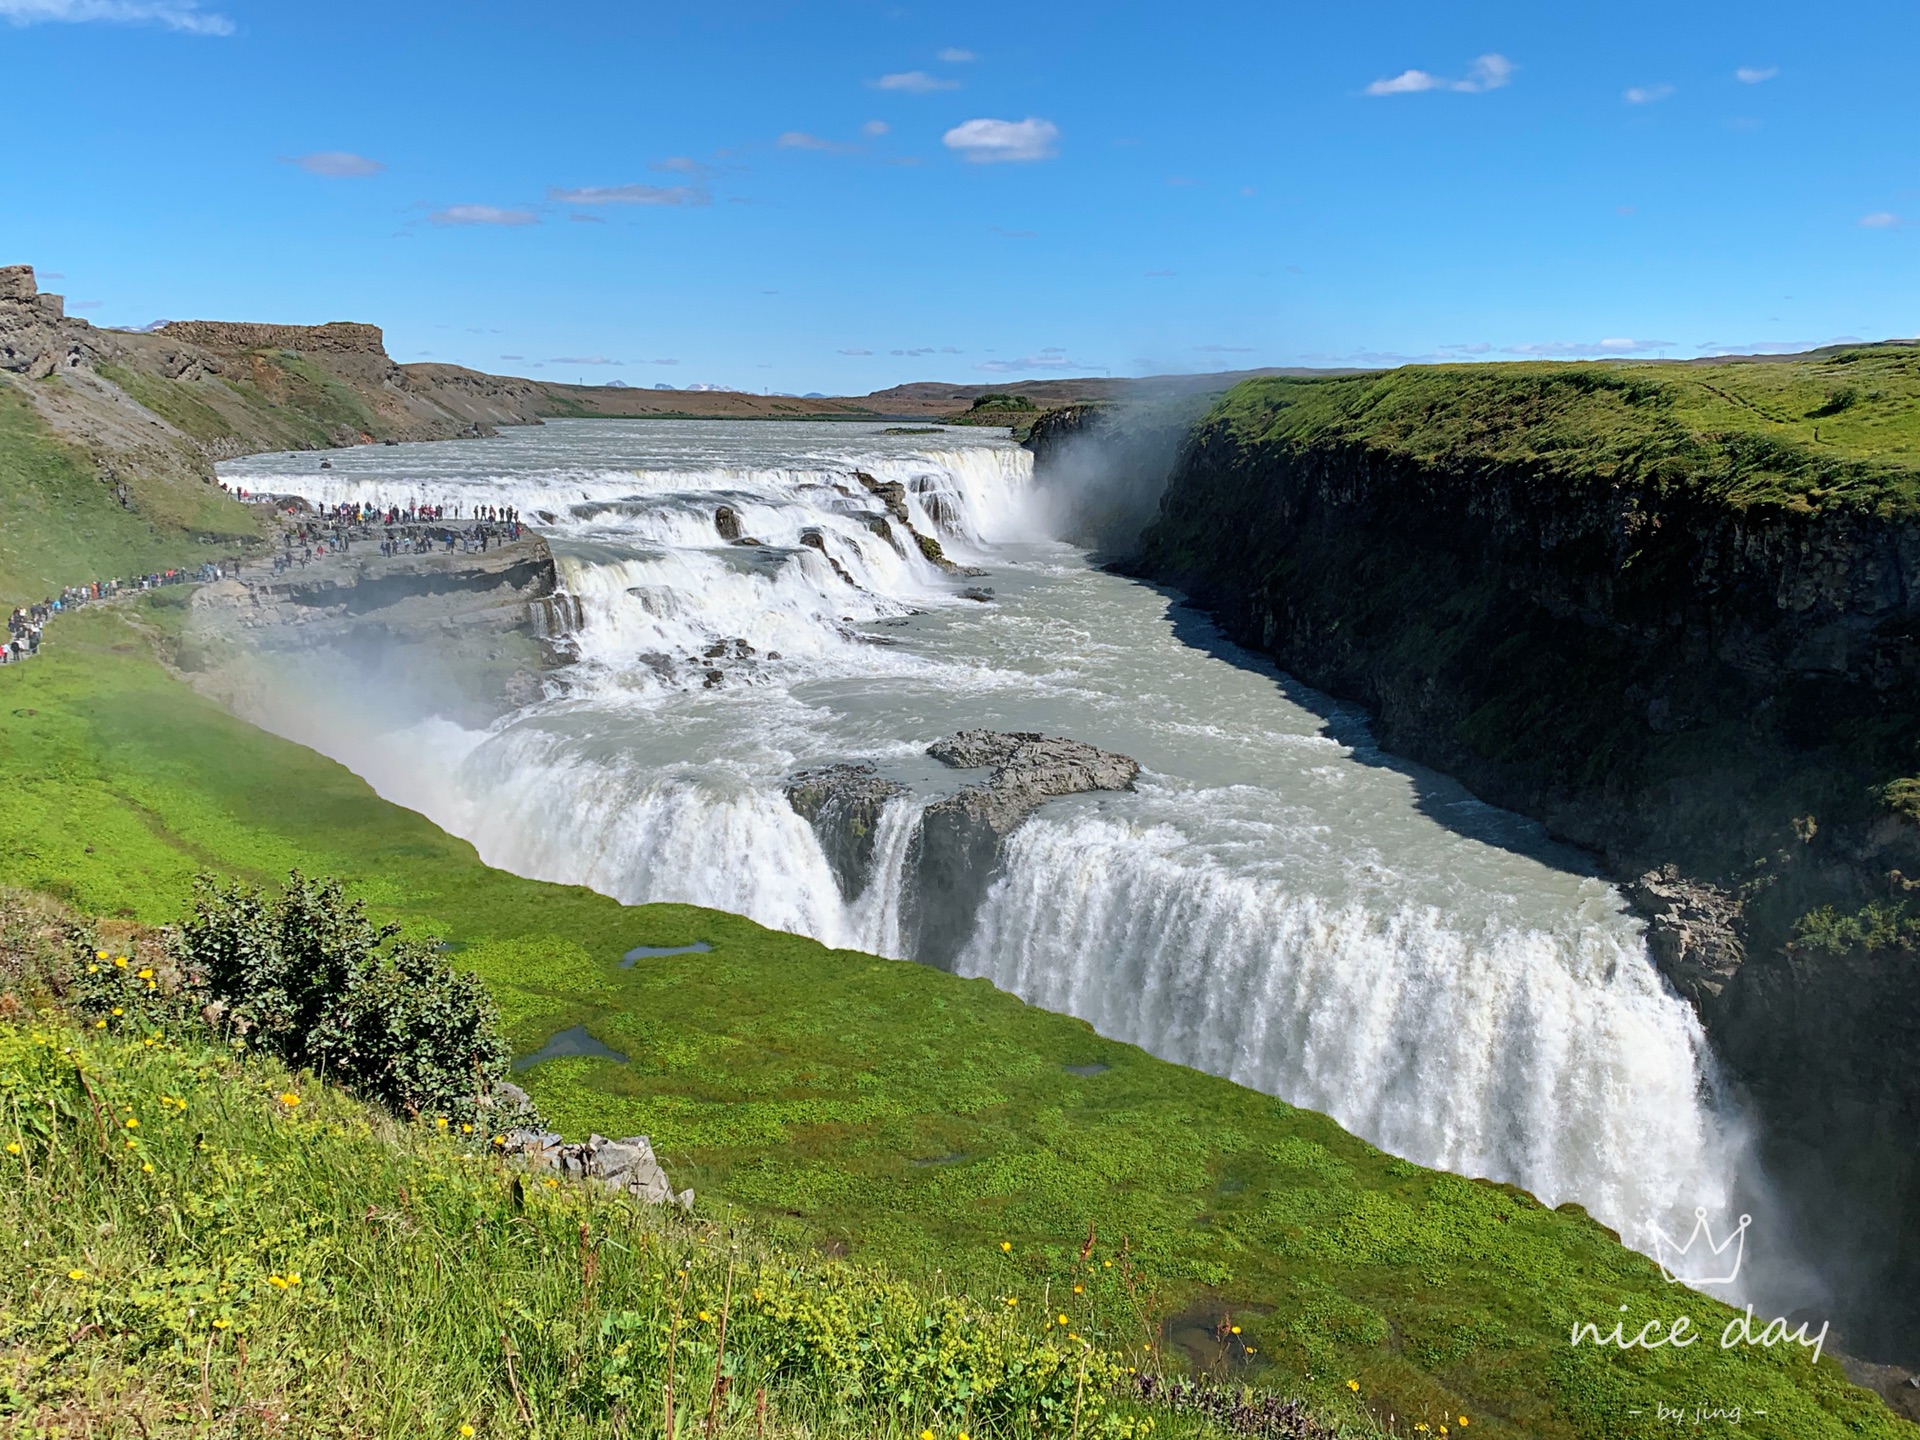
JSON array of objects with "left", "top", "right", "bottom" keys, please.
[{"left": 154, "top": 870, "right": 514, "bottom": 1125}]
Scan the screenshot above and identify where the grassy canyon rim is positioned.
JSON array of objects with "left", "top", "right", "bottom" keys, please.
[{"left": 2, "top": 269, "right": 1917, "bottom": 1435}]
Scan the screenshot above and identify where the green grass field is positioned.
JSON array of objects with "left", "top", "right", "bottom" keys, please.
[
  {"left": 0, "top": 596, "right": 1903, "bottom": 1439},
  {"left": 1208, "top": 345, "right": 1920, "bottom": 514}
]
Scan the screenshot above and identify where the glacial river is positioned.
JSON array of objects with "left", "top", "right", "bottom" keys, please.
[{"left": 221, "top": 419, "right": 1752, "bottom": 1275}]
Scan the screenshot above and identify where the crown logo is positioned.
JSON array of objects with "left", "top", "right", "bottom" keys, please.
[{"left": 1650, "top": 1208, "right": 1751, "bottom": 1287}]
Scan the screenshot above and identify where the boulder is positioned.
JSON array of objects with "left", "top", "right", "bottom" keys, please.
[{"left": 504, "top": 1130, "right": 693, "bottom": 1210}]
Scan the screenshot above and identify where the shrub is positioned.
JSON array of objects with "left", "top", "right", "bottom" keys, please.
[{"left": 167, "top": 870, "right": 513, "bottom": 1125}]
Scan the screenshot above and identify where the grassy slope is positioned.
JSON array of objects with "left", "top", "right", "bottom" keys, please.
[
  {"left": 0, "top": 597, "right": 1900, "bottom": 1440},
  {"left": 1208, "top": 346, "right": 1920, "bottom": 513},
  {"left": 0, "top": 1013, "right": 1159, "bottom": 1439},
  {"left": 0, "top": 385, "right": 262, "bottom": 603}
]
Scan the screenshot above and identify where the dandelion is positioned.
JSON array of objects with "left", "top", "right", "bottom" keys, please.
[
  {"left": 1103, "top": 1259, "right": 1112, "bottom": 1268},
  {"left": 921, "top": 1430, "right": 935, "bottom": 1440},
  {"left": 461, "top": 1123, "right": 472, "bottom": 1134},
  {"left": 543, "top": 1178, "right": 558, "bottom": 1188},
  {"left": 67, "top": 1269, "right": 85, "bottom": 1281},
  {"left": 1072, "top": 1284, "right": 1083, "bottom": 1294},
  {"left": 1347, "top": 1380, "right": 1360, "bottom": 1393},
  {"left": 436, "top": 1117, "right": 449, "bottom": 1129},
  {"left": 5, "top": 1142, "right": 19, "bottom": 1155},
  {"left": 1229, "top": 1325, "right": 1241, "bottom": 1335},
  {"left": 137, "top": 968, "right": 153, "bottom": 979},
  {"left": 110, "top": 1007, "right": 123, "bottom": 1017},
  {"left": 461, "top": 1428, "right": 476, "bottom": 1438},
  {"left": 1058, "top": 1313, "right": 1070, "bottom": 1326},
  {"left": 94, "top": 1019, "right": 106, "bottom": 1029},
  {"left": 278, "top": 1092, "right": 300, "bottom": 1108},
  {"left": 1000, "top": 1241, "right": 1011, "bottom": 1252},
  {"left": 1004, "top": 1297, "right": 1018, "bottom": 1307},
  {"left": 124, "top": 1139, "right": 138, "bottom": 1150},
  {"left": 87, "top": 964, "right": 99, "bottom": 974},
  {"left": 698, "top": 1311, "right": 713, "bottom": 1323},
  {"left": 142, "top": 1162, "right": 154, "bottom": 1173},
  {"left": 113, "top": 956, "right": 127, "bottom": 968},
  {"left": 1460, "top": 1421, "right": 1470, "bottom": 1429},
  {"left": 213, "top": 1318, "right": 231, "bottom": 1329},
  {"left": 124, "top": 1117, "right": 138, "bottom": 1129},
  {"left": 95, "top": 949, "right": 108, "bottom": 960}
]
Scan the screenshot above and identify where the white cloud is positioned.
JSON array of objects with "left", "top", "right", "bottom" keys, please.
[
  {"left": 1366, "top": 52, "right": 1513, "bottom": 96},
  {"left": 776, "top": 131, "right": 855, "bottom": 152},
  {"left": 285, "top": 151, "right": 385, "bottom": 178},
  {"left": 1859, "top": 211, "right": 1899, "bottom": 228},
  {"left": 547, "top": 183, "right": 708, "bottom": 205},
  {"left": 1502, "top": 337, "right": 1677, "bottom": 356},
  {"left": 1735, "top": 66, "right": 1778, "bottom": 84},
  {"left": 873, "top": 70, "right": 960, "bottom": 93},
  {"left": 839, "top": 348, "right": 873, "bottom": 356},
  {"left": 430, "top": 205, "right": 539, "bottom": 226},
  {"left": 943, "top": 117, "right": 1060, "bottom": 163},
  {"left": 862, "top": 119, "right": 890, "bottom": 137},
  {"left": 551, "top": 356, "right": 622, "bottom": 366},
  {"left": 652, "top": 156, "right": 712, "bottom": 176},
  {"left": 1624, "top": 83, "right": 1675, "bottom": 104},
  {"left": 976, "top": 346, "right": 1075, "bottom": 373},
  {"left": 1194, "top": 344, "right": 1255, "bottom": 353},
  {"left": 0, "top": 0, "right": 231, "bottom": 33},
  {"left": 570, "top": 213, "right": 607, "bottom": 224},
  {"left": 652, "top": 359, "right": 679, "bottom": 366},
  {"left": 937, "top": 47, "right": 976, "bottom": 62}
]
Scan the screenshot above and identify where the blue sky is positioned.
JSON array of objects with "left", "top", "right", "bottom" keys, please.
[{"left": 2, "top": 0, "right": 1914, "bottom": 393}]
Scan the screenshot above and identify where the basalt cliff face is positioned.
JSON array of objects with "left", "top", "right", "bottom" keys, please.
[{"left": 1117, "top": 356, "right": 1920, "bottom": 1364}]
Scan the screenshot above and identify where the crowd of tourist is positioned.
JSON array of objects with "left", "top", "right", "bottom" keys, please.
[
  {"left": 4, "top": 564, "right": 226, "bottom": 665},
  {"left": 5, "top": 489, "right": 532, "bottom": 665}
]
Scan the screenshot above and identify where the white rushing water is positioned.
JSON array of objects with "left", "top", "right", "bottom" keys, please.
[{"left": 221, "top": 419, "right": 1756, "bottom": 1272}]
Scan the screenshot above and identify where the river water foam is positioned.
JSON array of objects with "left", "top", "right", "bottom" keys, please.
[{"left": 221, "top": 418, "right": 1753, "bottom": 1271}]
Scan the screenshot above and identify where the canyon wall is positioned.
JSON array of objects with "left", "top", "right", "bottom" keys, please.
[{"left": 1116, "top": 356, "right": 1920, "bottom": 1362}]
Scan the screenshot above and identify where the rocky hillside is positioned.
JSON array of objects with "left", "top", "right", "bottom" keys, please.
[
  {"left": 0, "top": 264, "right": 560, "bottom": 600},
  {"left": 1121, "top": 347, "right": 1920, "bottom": 1365}
]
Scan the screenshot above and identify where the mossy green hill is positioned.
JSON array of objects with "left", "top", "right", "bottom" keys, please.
[
  {"left": 0, "top": 595, "right": 1905, "bottom": 1438},
  {"left": 1204, "top": 344, "right": 1920, "bottom": 514}
]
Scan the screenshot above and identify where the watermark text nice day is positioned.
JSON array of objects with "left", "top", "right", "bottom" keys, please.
[{"left": 1570, "top": 1209, "right": 1828, "bottom": 1363}]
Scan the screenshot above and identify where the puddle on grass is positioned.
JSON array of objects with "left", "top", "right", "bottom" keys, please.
[
  {"left": 911, "top": 1152, "right": 969, "bottom": 1167},
  {"left": 1161, "top": 1299, "right": 1272, "bottom": 1378},
  {"left": 512, "top": 1025, "right": 629, "bottom": 1071},
  {"left": 1063, "top": 1063, "right": 1111, "bottom": 1077},
  {"left": 620, "top": 941, "right": 713, "bottom": 969}
]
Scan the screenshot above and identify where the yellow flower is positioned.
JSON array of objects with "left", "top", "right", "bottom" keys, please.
[
  {"left": 543, "top": 1177, "right": 558, "bottom": 1188},
  {"left": 278, "top": 1092, "right": 300, "bottom": 1108},
  {"left": 1072, "top": 1284, "right": 1083, "bottom": 1294},
  {"left": 124, "top": 1117, "right": 138, "bottom": 1129},
  {"left": 87, "top": 964, "right": 99, "bottom": 974},
  {"left": 1057, "top": 1313, "right": 1070, "bottom": 1326},
  {"left": 287, "top": 1272, "right": 301, "bottom": 1285},
  {"left": 95, "top": 949, "right": 108, "bottom": 960},
  {"left": 999, "top": 1241, "right": 1011, "bottom": 1252},
  {"left": 1347, "top": 1380, "right": 1360, "bottom": 1393},
  {"left": 921, "top": 1430, "right": 935, "bottom": 1440},
  {"left": 94, "top": 1019, "right": 106, "bottom": 1029},
  {"left": 1459, "top": 1421, "right": 1469, "bottom": 1429},
  {"left": 113, "top": 956, "right": 127, "bottom": 968},
  {"left": 124, "top": 1138, "right": 138, "bottom": 1150},
  {"left": 142, "top": 1162, "right": 154, "bottom": 1173},
  {"left": 212, "top": 1318, "right": 231, "bottom": 1330},
  {"left": 461, "top": 1123, "right": 473, "bottom": 1134},
  {"left": 1004, "top": 1296, "right": 1018, "bottom": 1307},
  {"left": 1230, "top": 1325, "right": 1241, "bottom": 1335},
  {"left": 67, "top": 1269, "right": 85, "bottom": 1281},
  {"left": 698, "top": 1311, "right": 712, "bottom": 1323},
  {"left": 110, "top": 1007, "right": 124, "bottom": 1017},
  {"left": 4, "top": 1142, "right": 19, "bottom": 1155},
  {"left": 137, "top": 968, "right": 153, "bottom": 979},
  {"left": 1103, "top": 1259, "right": 1112, "bottom": 1268},
  {"left": 461, "top": 1428, "right": 475, "bottom": 1438},
  {"left": 436, "top": 1117, "right": 449, "bottom": 1129}
]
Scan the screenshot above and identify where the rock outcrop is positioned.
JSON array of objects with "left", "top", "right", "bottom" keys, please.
[
  {"left": 910, "top": 731, "right": 1139, "bottom": 968},
  {"left": 786, "top": 763, "right": 908, "bottom": 901},
  {"left": 506, "top": 1130, "right": 693, "bottom": 1211}
]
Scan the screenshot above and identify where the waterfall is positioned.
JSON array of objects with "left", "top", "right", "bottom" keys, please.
[{"left": 217, "top": 419, "right": 1753, "bottom": 1274}]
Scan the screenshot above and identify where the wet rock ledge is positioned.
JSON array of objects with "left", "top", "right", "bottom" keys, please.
[{"left": 785, "top": 729, "right": 1139, "bottom": 967}]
